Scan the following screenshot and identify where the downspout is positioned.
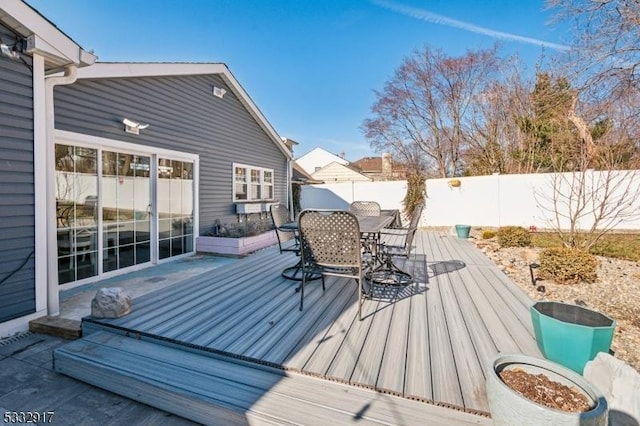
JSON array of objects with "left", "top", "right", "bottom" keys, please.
[
  {"left": 287, "top": 158, "right": 293, "bottom": 220},
  {"left": 45, "top": 65, "right": 78, "bottom": 316}
]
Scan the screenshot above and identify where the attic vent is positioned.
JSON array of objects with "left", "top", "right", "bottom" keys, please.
[{"left": 213, "top": 87, "right": 227, "bottom": 99}]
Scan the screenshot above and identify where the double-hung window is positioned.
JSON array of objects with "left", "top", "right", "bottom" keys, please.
[{"left": 233, "top": 163, "right": 275, "bottom": 202}]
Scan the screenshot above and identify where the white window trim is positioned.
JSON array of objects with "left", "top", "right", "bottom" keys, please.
[{"left": 232, "top": 163, "right": 275, "bottom": 202}]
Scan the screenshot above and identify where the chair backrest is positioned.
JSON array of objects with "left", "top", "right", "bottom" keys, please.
[
  {"left": 407, "top": 202, "right": 424, "bottom": 230},
  {"left": 349, "top": 201, "right": 381, "bottom": 217},
  {"left": 298, "top": 210, "right": 362, "bottom": 269},
  {"left": 404, "top": 202, "right": 424, "bottom": 256},
  {"left": 270, "top": 204, "right": 295, "bottom": 248}
]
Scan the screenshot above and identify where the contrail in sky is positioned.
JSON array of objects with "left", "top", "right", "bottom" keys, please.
[{"left": 371, "top": 0, "right": 570, "bottom": 51}]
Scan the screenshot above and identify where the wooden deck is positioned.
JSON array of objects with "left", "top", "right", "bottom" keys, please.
[{"left": 75, "top": 230, "right": 540, "bottom": 419}]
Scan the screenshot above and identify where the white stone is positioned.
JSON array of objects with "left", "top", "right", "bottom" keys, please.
[
  {"left": 91, "top": 287, "right": 132, "bottom": 318},
  {"left": 584, "top": 352, "right": 640, "bottom": 426}
]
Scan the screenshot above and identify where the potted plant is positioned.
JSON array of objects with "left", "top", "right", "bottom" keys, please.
[
  {"left": 196, "top": 218, "right": 278, "bottom": 256},
  {"left": 486, "top": 354, "right": 608, "bottom": 426},
  {"left": 530, "top": 301, "right": 616, "bottom": 374},
  {"left": 455, "top": 224, "right": 471, "bottom": 238}
]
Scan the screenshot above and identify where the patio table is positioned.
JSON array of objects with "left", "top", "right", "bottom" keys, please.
[
  {"left": 380, "top": 209, "right": 402, "bottom": 228},
  {"left": 280, "top": 214, "right": 411, "bottom": 285}
]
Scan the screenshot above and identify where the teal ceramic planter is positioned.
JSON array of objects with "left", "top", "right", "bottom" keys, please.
[
  {"left": 455, "top": 224, "right": 471, "bottom": 239},
  {"left": 530, "top": 302, "right": 616, "bottom": 374}
]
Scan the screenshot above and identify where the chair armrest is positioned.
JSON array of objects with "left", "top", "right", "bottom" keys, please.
[{"left": 379, "top": 228, "right": 408, "bottom": 236}]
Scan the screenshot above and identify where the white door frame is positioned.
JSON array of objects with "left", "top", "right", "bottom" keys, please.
[{"left": 51, "top": 130, "right": 199, "bottom": 293}]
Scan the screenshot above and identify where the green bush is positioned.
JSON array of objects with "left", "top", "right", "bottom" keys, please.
[
  {"left": 497, "top": 226, "right": 531, "bottom": 247},
  {"left": 482, "top": 230, "right": 496, "bottom": 239},
  {"left": 538, "top": 247, "right": 598, "bottom": 284}
]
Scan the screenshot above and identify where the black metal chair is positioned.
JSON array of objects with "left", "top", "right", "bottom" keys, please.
[
  {"left": 270, "top": 203, "right": 303, "bottom": 280},
  {"left": 298, "top": 209, "right": 366, "bottom": 320},
  {"left": 350, "top": 201, "right": 382, "bottom": 257},
  {"left": 349, "top": 201, "right": 381, "bottom": 217},
  {"left": 270, "top": 203, "right": 297, "bottom": 254},
  {"left": 380, "top": 202, "right": 424, "bottom": 258}
]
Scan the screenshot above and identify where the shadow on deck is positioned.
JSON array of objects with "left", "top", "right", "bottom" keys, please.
[{"left": 54, "top": 230, "right": 540, "bottom": 425}]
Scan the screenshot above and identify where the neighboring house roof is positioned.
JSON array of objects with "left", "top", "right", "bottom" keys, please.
[
  {"left": 296, "top": 147, "right": 348, "bottom": 175},
  {"left": 351, "top": 155, "right": 408, "bottom": 179},
  {"left": 71, "top": 62, "right": 292, "bottom": 159},
  {"left": 311, "top": 161, "right": 371, "bottom": 182},
  {"left": 292, "top": 162, "right": 322, "bottom": 184},
  {"left": 351, "top": 156, "right": 383, "bottom": 173},
  {"left": 0, "top": 0, "right": 96, "bottom": 70}
]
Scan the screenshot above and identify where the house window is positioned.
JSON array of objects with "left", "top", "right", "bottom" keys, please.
[
  {"left": 234, "top": 166, "right": 248, "bottom": 200},
  {"left": 233, "top": 163, "right": 275, "bottom": 201},
  {"left": 251, "top": 169, "right": 261, "bottom": 199},
  {"left": 264, "top": 170, "right": 273, "bottom": 199}
]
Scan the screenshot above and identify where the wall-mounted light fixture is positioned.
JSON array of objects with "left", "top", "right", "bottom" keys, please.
[
  {"left": 213, "top": 86, "right": 227, "bottom": 99},
  {"left": 122, "top": 118, "right": 149, "bottom": 135},
  {"left": 1, "top": 41, "right": 21, "bottom": 60}
]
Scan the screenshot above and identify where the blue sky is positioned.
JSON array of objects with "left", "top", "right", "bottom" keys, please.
[{"left": 27, "top": 0, "right": 567, "bottom": 161}]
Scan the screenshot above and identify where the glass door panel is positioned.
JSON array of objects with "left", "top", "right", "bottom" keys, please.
[
  {"left": 55, "top": 145, "right": 98, "bottom": 284},
  {"left": 102, "top": 151, "right": 151, "bottom": 273},
  {"left": 158, "top": 158, "right": 194, "bottom": 259}
]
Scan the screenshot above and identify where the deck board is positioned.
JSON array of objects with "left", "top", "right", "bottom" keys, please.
[
  {"left": 55, "top": 331, "right": 493, "bottom": 426},
  {"left": 324, "top": 296, "right": 380, "bottom": 383},
  {"left": 80, "top": 230, "right": 541, "bottom": 416}
]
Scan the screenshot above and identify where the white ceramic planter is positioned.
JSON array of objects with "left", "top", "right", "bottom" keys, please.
[{"left": 486, "top": 354, "right": 608, "bottom": 426}]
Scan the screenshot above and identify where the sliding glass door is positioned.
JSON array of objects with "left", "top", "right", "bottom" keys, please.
[{"left": 55, "top": 143, "right": 195, "bottom": 286}]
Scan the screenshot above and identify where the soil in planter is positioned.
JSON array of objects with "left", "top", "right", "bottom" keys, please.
[{"left": 499, "top": 368, "right": 592, "bottom": 413}]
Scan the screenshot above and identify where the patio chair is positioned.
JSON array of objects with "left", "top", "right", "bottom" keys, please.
[
  {"left": 298, "top": 209, "right": 366, "bottom": 320},
  {"left": 350, "top": 201, "right": 382, "bottom": 256},
  {"left": 271, "top": 203, "right": 304, "bottom": 279},
  {"left": 380, "top": 202, "right": 424, "bottom": 258},
  {"left": 270, "top": 203, "right": 298, "bottom": 254},
  {"left": 349, "top": 201, "right": 381, "bottom": 217}
]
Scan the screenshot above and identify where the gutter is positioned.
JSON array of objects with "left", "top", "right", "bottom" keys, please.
[{"left": 44, "top": 65, "right": 78, "bottom": 316}]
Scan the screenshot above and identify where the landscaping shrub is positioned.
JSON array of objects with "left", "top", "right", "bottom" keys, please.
[
  {"left": 482, "top": 230, "right": 496, "bottom": 239},
  {"left": 497, "top": 226, "right": 531, "bottom": 247},
  {"left": 538, "top": 247, "right": 598, "bottom": 284}
]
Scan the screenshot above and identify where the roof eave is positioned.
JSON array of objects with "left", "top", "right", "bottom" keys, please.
[{"left": 0, "top": 0, "right": 96, "bottom": 69}]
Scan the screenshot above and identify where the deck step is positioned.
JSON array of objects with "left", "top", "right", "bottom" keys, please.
[
  {"left": 53, "top": 331, "right": 491, "bottom": 426},
  {"left": 29, "top": 316, "right": 82, "bottom": 340}
]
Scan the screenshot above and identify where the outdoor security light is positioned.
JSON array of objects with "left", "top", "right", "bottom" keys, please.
[{"left": 122, "top": 118, "right": 149, "bottom": 135}]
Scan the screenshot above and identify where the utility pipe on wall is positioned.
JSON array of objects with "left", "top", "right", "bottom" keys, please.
[{"left": 45, "top": 65, "right": 77, "bottom": 316}]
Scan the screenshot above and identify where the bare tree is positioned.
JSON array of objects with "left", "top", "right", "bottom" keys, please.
[
  {"left": 535, "top": 168, "right": 640, "bottom": 250},
  {"left": 363, "top": 45, "right": 504, "bottom": 178},
  {"left": 547, "top": 0, "right": 640, "bottom": 114},
  {"left": 465, "top": 63, "right": 535, "bottom": 175}
]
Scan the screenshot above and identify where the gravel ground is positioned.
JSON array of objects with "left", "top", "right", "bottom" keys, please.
[{"left": 470, "top": 232, "right": 640, "bottom": 374}]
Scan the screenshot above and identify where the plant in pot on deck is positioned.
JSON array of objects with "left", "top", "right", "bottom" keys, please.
[
  {"left": 486, "top": 354, "right": 608, "bottom": 426},
  {"left": 531, "top": 248, "right": 616, "bottom": 374}
]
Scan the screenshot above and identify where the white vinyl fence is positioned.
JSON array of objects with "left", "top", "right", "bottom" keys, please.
[{"left": 300, "top": 170, "right": 640, "bottom": 230}]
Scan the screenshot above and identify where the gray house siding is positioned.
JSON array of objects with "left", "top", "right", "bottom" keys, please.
[
  {"left": 53, "top": 74, "right": 288, "bottom": 235},
  {"left": 0, "top": 51, "right": 36, "bottom": 322}
]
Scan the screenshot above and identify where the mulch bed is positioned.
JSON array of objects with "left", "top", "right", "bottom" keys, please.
[{"left": 500, "top": 368, "right": 592, "bottom": 413}]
